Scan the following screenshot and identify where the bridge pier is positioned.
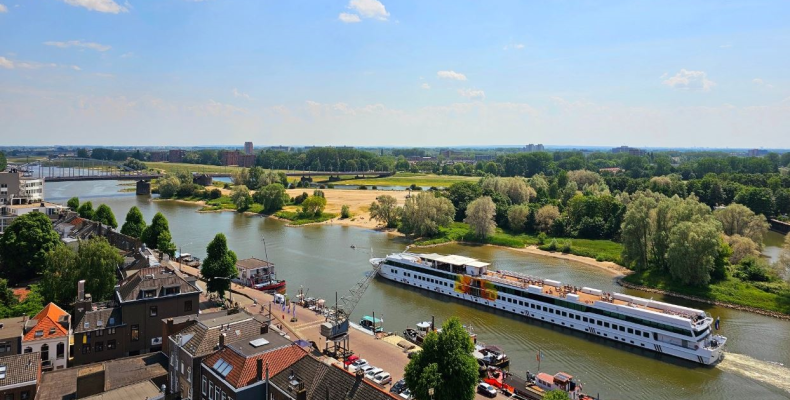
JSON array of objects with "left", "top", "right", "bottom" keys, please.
[{"left": 136, "top": 180, "right": 151, "bottom": 195}]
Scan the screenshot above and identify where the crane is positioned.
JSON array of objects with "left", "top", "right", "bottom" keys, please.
[{"left": 320, "top": 255, "right": 383, "bottom": 359}]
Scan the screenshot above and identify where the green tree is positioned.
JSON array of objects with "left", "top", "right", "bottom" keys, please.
[
  {"left": 506, "top": 204, "right": 530, "bottom": 232},
  {"left": 535, "top": 205, "right": 560, "bottom": 233},
  {"left": 252, "top": 183, "right": 288, "bottom": 213},
  {"left": 301, "top": 195, "right": 327, "bottom": 216},
  {"left": 141, "top": 212, "right": 171, "bottom": 249},
  {"left": 734, "top": 187, "right": 775, "bottom": 217},
  {"left": 231, "top": 185, "right": 252, "bottom": 211},
  {"left": 67, "top": 197, "right": 80, "bottom": 211},
  {"left": 369, "top": 195, "right": 401, "bottom": 228},
  {"left": 404, "top": 317, "right": 478, "bottom": 400},
  {"left": 447, "top": 182, "right": 483, "bottom": 221},
  {"left": 0, "top": 212, "right": 62, "bottom": 283},
  {"left": 40, "top": 237, "right": 121, "bottom": 305},
  {"left": 157, "top": 175, "right": 181, "bottom": 199},
  {"left": 94, "top": 204, "right": 118, "bottom": 229},
  {"left": 667, "top": 220, "right": 722, "bottom": 285},
  {"left": 157, "top": 231, "right": 177, "bottom": 258},
  {"left": 77, "top": 201, "right": 95, "bottom": 219},
  {"left": 120, "top": 206, "right": 147, "bottom": 239},
  {"left": 620, "top": 195, "right": 657, "bottom": 270},
  {"left": 340, "top": 205, "right": 351, "bottom": 219},
  {"left": 544, "top": 391, "right": 571, "bottom": 400},
  {"left": 399, "top": 193, "right": 455, "bottom": 237},
  {"left": 0, "top": 151, "right": 6, "bottom": 171},
  {"left": 777, "top": 234, "right": 790, "bottom": 282},
  {"left": 201, "top": 233, "right": 238, "bottom": 298},
  {"left": 464, "top": 196, "right": 496, "bottom": 239},
  {"left": 714, "top": 203, "right": 769, "bottom": 246}
]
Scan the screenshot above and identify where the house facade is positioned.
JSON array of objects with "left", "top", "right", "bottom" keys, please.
[{"left": 21, "top": 304, "right": 69, "bottom": 371}]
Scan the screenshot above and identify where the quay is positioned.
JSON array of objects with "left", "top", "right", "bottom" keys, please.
[{"left": 173, "top": 262, "right": 494, "bottom": 400}]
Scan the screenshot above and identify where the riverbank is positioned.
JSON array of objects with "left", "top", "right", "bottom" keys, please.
[{"left": 622, "top": 270, "right": 790, "bottom": 318}]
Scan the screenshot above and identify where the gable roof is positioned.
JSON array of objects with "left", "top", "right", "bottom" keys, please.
[
  {"left": 117, "top": 266, "right": 200, "bottom": 302},
  {"left": 23, "top": 303, "right": 69, "bottom": 341},
  {"left": 174, "top": 313, "right": 264, "bottom": 357},
  {"left": 203, "top": 344, "right": 307, "bottom": 389},
  {"left": 269, "top": 356, "right": 397, "bottom": 400},
  {"left": 236, "top": 258, "right": 274, "bottom": 271}
]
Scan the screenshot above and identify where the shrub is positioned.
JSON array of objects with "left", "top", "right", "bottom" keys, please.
[
  {"left": 410, "top": 184, "right": 422, "bottom": 191},
  {"left": 293, "top": 192, "right": 309, "bottom": 205},
  {"left": 537, "top": 232, "right": 547, "bottom": 245},
  {"left": 358, "top": 185, "right": 368, "bottom": 190},
  {"left": 327, "top": 184, "right": 335, "bottom": 189},
  {"left": 209, "top": 188, "right": 222, "bottom": 199},
  {"left": 341, "top": 205, "right": 351, "bottom": 219},
  {"left": 561, "top": 240, "right": 572, "bottom": 253},
  {"left": 735, "top": 256, "right": 776, "bottom": 282},
  {"left": 545, "top": 239, "right": 558, "bottom": 251},
  {"left": 372, "top": 186, "right": 378, "bottom": 190}
]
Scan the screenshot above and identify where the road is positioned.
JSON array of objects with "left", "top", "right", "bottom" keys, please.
[{"left": 173, "top": 262, "right": 493, "bottom": 400}]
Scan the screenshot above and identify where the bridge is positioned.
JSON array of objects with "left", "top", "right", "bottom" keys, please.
[{"left": 27, "top": 158, "right": 393, "bottom": 182}]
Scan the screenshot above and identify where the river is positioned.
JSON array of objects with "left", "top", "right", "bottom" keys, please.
[{"left": 44, "top": 179, "right": 790, "bottom": 400}]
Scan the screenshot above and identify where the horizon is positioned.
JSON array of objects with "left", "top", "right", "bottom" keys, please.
[{"left": 1, "top": 1, "right": 789, "bottom": 147}]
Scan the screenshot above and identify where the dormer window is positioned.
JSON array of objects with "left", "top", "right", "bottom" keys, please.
[
  {"left": 164, "top": 286, "right": 181, "bottom": 296},
  {"left": 49, "top": 328, "right": 56, "bottom": 335},
  {"left": 34, "top": 330, "right": 43, "bottom": 338},
  {"left": 143, "top": 289, "right": 156, "bottom": 299}
]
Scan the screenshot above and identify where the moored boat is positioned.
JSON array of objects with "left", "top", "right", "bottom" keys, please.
[
  {"left": 474, "top": 344, "right": 510, "bottom": 368},
  {"left": 372, "top": 252, "right": 727, "bottom": 365},
  {"left": 359, "top": 315, "right": 384, "bottom": 333},
  {"left": 236, "top": 257, "right": 286, "bottom": 291}
]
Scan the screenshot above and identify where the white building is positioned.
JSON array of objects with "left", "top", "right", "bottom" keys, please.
[{"left": 22, "top": 303, "right": 71, "bottom": 371}]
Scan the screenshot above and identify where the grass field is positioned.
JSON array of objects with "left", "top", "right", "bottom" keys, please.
[
  {"left": 274, "top": 210, "right": 337, "bottom": 225},
  {"left": 623, "top": 270, "right": 790, "bottom": 315},
  {"left": 413, "top": 222, "right": 624, "bottom": 263},
  {"left": 147, "top": 162, "right": 243, "bottom": 175},
  {"left": 332, "top": 173, "right": 478, "bottom": 188}
]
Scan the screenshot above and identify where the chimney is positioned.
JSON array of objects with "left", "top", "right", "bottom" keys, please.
[
  {"left": 260, "top": 324, "right": 268, "bottom": 335},
  {"left": 296, "top": 384, "right": 307, "bottom": 400},
  {"left": 78, "top": 280, "right": 85, "bottom": 301},
  {"left": 355, "top": 369, "right": 364, "bottom": 385},
  {"left": 218, "top": 333, "right": 226, "bottom": 349},
  {"left": 256, "top": 359, "right": 263, "bottom": 382}
]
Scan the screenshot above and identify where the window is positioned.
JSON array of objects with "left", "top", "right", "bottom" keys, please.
[
  {"left": 221, "top": 392, "right": 226, "bottom": 400},
  {"left": 24, "top": 347, "right": 32, "bottom": 353},
  {"left": 215, "top": 387, "right": 219, "bottom": 400},
  {"left": 41, "top": 344, "right": 49, "bottom": 361},
  {"left": 643, "top": 332, "right": 650, "bottom": 338},
  {"left": 143, "top": 289, "right": 156, "bottom": 298},
  {"left": 209, "top": 382, "right": 214, "bottom": 400},
  {"left": 0, "top": 342, "right": 9, "bottom": 353},
  {"left": 95, "top": 342, "right": 103, "bottom": 352},
  {"left": 187, "top": 367, "right": 192, "bottom": 382},
  {"left": 96, "top": 329, "right": 103, "bottom": 337},
  {"left": 131, "top": 325, "right": 140, "bottom": 341},
  {"left": 150, "top": 306, "right": 158, "bottom": 317},
  {"left": 34, "top": 330, "right": 43, "bottom": 338},
  {"left": 612, "top": 324, "right": 618, "bottom": 330},
  {"left": 107, "top": 340, "right": 116, "bottom": 350},
  {"left": 108, "top": 328, "right": 116, "bottom": 335},
  {"left": 180, "top": 361, "right": 184, "bottom": 374},
  {"left": 4, "top": 394, "right": 13, "bottom": 400},
  {"left": 202, "top": 377, "right": 207, "bottom": 395},
  {"left": 185, "top": 301, "right": 193, "bottom": 312},
  {"left": 628, "top": 328, "right": 634, "bottom": 334},
  {"left": 21, "top": 392, "right": 29, "bottom": 400},
  {"left": 619, "top": 326, "right": 625, "bottom": 332},
  {"left": 583, "top": 317, "right": 588, "bottom": 322},
  {"left": 81, "top": 344, "right": 91, "bottom": 354}
]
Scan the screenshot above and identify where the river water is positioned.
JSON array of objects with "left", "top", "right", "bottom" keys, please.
[{"left": 45, "top": 180, "right": 790, "bottom": 400}]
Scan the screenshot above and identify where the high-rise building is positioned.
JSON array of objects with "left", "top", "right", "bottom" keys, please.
[{"left": 244, "top": 141, "right": 254, "bottom": 155}]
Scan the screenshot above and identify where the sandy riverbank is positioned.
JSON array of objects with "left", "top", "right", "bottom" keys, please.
[{"left": 283, "top": 188, "right": 409, "bottom": 230}]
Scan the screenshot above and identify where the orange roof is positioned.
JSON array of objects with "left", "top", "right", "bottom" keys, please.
[
  {"left": 23, "top": 303, "right": 70, "bottom": 341},
  {"left": 12, "top": 288, "right": 30, "bottom": 302},
  {"left": 203, "top": 345, "right": 307, "bottom": 389}
]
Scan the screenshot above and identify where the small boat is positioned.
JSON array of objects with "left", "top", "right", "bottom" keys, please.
[
  {"left": 403, "top": 321, "right": 432, "bottom": 344},
  {"left": 176, "top": 253, "right": 201, "bottom": 268},
  {"left": 483, "top": 366, "right": 515, "bottom": 395},
  {"left": 474, "top": 344, "right": 510, "bottom": 368},
  {"left": 253, "top": 279, "right": 286, "bottom": 291},
  {"left": 503, "top": 370, "right": 596, "bottom": 400},
  {"left": 359, "top": 315, "right": 384, "bottom": 333}
]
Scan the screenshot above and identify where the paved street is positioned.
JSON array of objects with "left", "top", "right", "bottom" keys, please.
[{"left": 174, "top": 262, "right": 492, "bottom": 399}]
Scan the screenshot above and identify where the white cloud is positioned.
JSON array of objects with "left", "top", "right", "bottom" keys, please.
[
  {"left": 71, "top": 65, "right": 82, "bottom": 71},
  {"left": 0, "top": 56, "right": 12, "bottom": 69},
  {"left": 0, "top": 4, "right": 8, "bottom": 12},
  {"left": 421, "top": 83, "right": 430, "bottom": 90},
  {"left": 119, "top": 52, "right": 134, "bottom": 58},
  {"left": 44, "top": 40, "right": 112, "bottom": 52},
  {"left": 753, "top": 78, "right": 764, "bottom": 85},
  {"left": 60, "top": 0, "right": 128, "bottom": 14},
  {"left": 338, "top": 12, "right": 361, "bottom": 23},
  {"left": 503, "top": 43, "right": 525, "bottom": 51},
  {"left": 662, "top": 69, "right": 715, "bottom": 91},
  {"left": 720, "top": 44, "right": 732, "bottom": 48},
  {"left": 347, "top": 0, "right": 389, "bottom": 20},
  {"left": 753, "top": 78, "right": 774, "bottom": 89},
  {"left": 458, "top": 88, "right": 485, "bottom": 100},
  {"left": 232, "top": 88, "right": 253, "bottom": 101},
  {"left": 437, "top": 70, "right": 467, "bottom": 81}
]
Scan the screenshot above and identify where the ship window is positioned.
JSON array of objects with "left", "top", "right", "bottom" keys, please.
[
  {"left": 643, "top": 332, "right": 650, "bottom": 338},
  {"left": 612, "top": 324, "right": 617, "bottom": 330},
  {"left": 604, "top": 322, "right": 610, "bottom": 328},
  {"left": 562, "top": 311, "right": 567, "bottom": 317},
  {"left": 597, "top": 320, "right": 602, "bottom": 326},
  {"left": 575, "top": 315, "right": 581, "bottom": 320},
  {"left": 628, "top": 328, "right": 634, "bottom": 334},
  {"left": 619, "top": 326, "right": 625, "bottom": 332},
  {"left": 542, "top": 306, "right": 547, "bottom": 312},
  {"left": 583, "top": 317, "right": 588, "bottom": 322},
  {"left": 635, "top": 330, "right": 641, "bottom": 335},
  {"left": 518, "top": 300, "right": 523, "bottom": 306}
]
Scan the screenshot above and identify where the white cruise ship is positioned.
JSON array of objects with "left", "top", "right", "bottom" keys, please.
[{"left": 372, "top": 252, "right": 726, "bottom": 365}]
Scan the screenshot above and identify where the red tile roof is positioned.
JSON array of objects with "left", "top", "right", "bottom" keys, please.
[
  {"left": 203, "top": 344, "right": 307, "bottom": 389},
  {"left": 12, "top": 287, "right": 30, "bottom": 302},
  {"left": 23, "top": 303, "right": 70, "bottom": 341}
]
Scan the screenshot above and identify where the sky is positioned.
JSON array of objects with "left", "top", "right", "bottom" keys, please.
[{"left": 0, "top": 0, "right": 789, "bottom": 148}]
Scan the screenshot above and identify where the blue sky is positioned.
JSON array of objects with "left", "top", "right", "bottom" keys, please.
[{"left": 1, "top": 0, "right": 788, "bottom": 147}]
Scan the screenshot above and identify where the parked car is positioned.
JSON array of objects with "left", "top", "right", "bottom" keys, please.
[
  {"left": 390, "top": 379, "right": 406, "bottom": 394},
  {"left": 398, "top": 388, "right": 412, "bottom": 399},
  {"left": 343, "top": 354, "right": 360, "bottom": 367},
  {"left": 477, "top": 382, "right": 498, "bottom": 398},
  {"left": 357, "top": 365, "right": 376, "bottom": 375},
  {"left": 373, "top": 372, "right": 392, "bottom": 385},
  {"left": 365, "top": 367, "right": 384, "bottom": 380},
  {"left": 348, "top": 358, "right": 369, "bottom": 372}
]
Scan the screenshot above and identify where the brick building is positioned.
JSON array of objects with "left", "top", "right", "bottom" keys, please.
[
  {"left": 72, "top": 266, "right": 201, "bottom": 366},
  {"left": 169, "top": 150, "right": 186, "bottom": 163},
  {"left": 0, "top": 352, "right": 40, "bottom": 400}
]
